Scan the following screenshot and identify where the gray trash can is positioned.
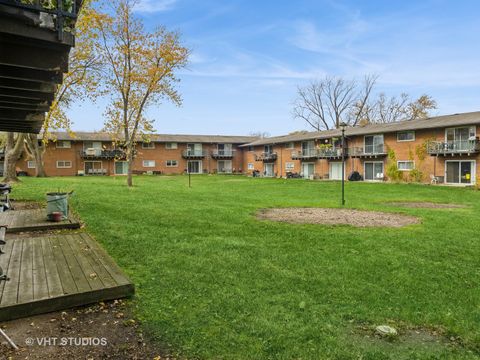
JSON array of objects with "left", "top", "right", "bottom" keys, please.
[{"left": 46, "top": 192, "right": 69, "bottom": 220}]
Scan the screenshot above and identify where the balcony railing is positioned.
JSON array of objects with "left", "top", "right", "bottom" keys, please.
[
  {"left": 182, "top": 149, "right": 207, "bottom": 158},
  {"left": 0, "top": 0, "right": 80, "bottom": 39},
  {"left": 211, "top": 149, "right": 235, "bottom": 158},
  {"left": 291, "top": 148, "right": 317, "bottom": 160},
  {"left": 350, "top": 144, "right": 386, "bottom": 157},
  {"left": 291, "top": 147, "right": 346, "bottom": 160},
  {"left": 254, "top": 152, "right": 277, "bottom": 162},
  {"left": 427, "top": 140, "right": 480, "bottom": 155},
  {"left": 80, "top": 149, "right": 126, "bottom": 160}
]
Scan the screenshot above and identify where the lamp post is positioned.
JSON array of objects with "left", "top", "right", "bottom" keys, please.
[{"left": 340, "top": 122, "right": 347, "bottom": 206}]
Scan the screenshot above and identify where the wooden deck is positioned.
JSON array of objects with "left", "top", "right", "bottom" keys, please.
[
  {"left": 0, "top": 208, "right": 80, "bottom": 233},
  {"left": 0, "top": 233, "right": 134, "bottom": 321}
]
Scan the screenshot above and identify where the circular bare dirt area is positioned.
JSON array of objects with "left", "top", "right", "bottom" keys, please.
[
  {"left": 257, "top": 208, "right": 419, "bottom": 228},
  {"left": 384, "top": 202, "right": 466, "bottom": 209}
]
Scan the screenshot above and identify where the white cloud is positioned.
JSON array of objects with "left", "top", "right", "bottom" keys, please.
[{"left": 133, "top": 0, "right": 178, "bottom": 13}]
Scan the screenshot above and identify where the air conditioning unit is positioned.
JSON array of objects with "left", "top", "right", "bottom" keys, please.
[{"left": 85, "top": 148, "right": 96, "bottom": 155}]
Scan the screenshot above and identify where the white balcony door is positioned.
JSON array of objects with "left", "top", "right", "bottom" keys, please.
[
  {"left": 301, "top": 141, "right": 315, "bottom": 156},
  {"left": 364, "top": 161, "right": 384, "bottom": 181},
  {"left": 264, "top": 163, "right": 274, "bottom": 177},
  {"left": 446, "top": 127, "right": 475, "bottom": 151},
  {"left": 187, "top": 143, "right": 202, "bottom": 155},
  {"left": 218, "top": 143, "right": 232, "bottom": 155},
  {"left": 364, "top": 135, "right": 383, "bottom": 154},
  {"left": 329, "top": 162, "right": 343, "bottom": 180},
  {"left": 217, "top": 160, "right": 232, "bottom": 173},
  {"left": 302, "top": 163, "right": 315, "bottom": 179},
  {"left": 445, "top": 160, "right": 475, "bottom": 185},
  {"left": 187, "top": 160, "right": 202, "bottom": 174}
]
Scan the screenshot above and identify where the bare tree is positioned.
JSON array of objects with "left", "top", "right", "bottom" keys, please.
[
  {"left": 293, "top": 75, "right": 377, "bottom": 130},
  {"left": 360, "top": 93, "right": 437, "bottom": 124}
]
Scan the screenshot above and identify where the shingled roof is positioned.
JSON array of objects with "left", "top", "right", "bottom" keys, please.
[
  {"left": 47, "top": 131, "right": 257, "bottom": 144},
  {"left": 241, "top": 111, "right": 480, "bottom": 147}
]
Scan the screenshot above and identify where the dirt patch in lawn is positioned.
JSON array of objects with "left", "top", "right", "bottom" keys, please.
[
  {"left": 384, "top": 201, "right": 466, "bottom": 209},
  {"left": 257, "top": 208, "right": 419, "bottom": 228},
  {"left": 0, "top": 300, "right": 170, "bottom": 359}
]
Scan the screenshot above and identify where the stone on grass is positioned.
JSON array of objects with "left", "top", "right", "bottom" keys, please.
[{"left": 375, "top": 325, "right": 398, "bottom": 337}]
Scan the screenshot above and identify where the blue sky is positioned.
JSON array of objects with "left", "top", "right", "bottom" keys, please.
[{"left": 69, "top": 0, "right": 480, "bottom": 136}]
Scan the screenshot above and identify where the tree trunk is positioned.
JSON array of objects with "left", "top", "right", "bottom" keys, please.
[
  {"left": 3, "top": 132, "right": 25, "bottom": 183},
  {"left": 126, "top": 147, "right": 133, "bottom": 187},
  {"left": 25, "top": 134, "right": 47, "bottom": 177}
]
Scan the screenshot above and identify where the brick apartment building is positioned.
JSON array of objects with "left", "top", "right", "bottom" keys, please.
[{"left": 14, "top": 111, "right": 480, "bottom": 186}]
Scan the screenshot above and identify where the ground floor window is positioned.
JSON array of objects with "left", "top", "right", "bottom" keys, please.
[
  {"left": 217, "top": 160, "right": 232, "bottom": 173},
  {"left": 248, "top": 163, "right": 254, "bottom": 170},
  {"left": 285, "top": 162, "right": 294, "bottom": 171},
  {"left": 187, "top": 160, "right": 202, "bottom": 174},
  {"left": 143, "top": 160, "right": 155, "bottom": 168},
  {"left": 115, "top": 161, "right": 128, "bottom": 175},
  {"left": 85, "top": 161, "right": 102, "bottom": 175},
  {"left": 397, "top": 161, "right": 414, "bottom": 171},
  {"left": 364, "top": 161, "right": 384, "bottom": 181},
  {"left": 445, "top": 160, "right": 475, "bottom": 184},
  {"left": 166, "top": 160, "right": 178, "bottom": 167},
  {"left": 27, "top": 160, "right": 36, "bottom": 169},
  {"left": 57, "top": 160, "right": 72, "bottom": 168}
]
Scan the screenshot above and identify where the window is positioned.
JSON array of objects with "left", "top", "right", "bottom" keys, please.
[
  {"left": 143, "top": 160, "right": 155, "bottom": 168},
  {"left": 165, "top": 142, "right": 177, "bottom": 149},
  {"left": 217, "top": 160, "right": 232, "bottom": 173},
  {"left": 285, "top": 142, "right": 294, "bottom": 149},
  {"left": 397, "top": 161, "right": 414, "bottom": 171},
  {"left": 56, "top": 160, "right": 72, "bottom": 168},
  {"left": 56, "top": 140, "right": 71, "bottom": 148},
  {"left": 115, "top": 161, "right": 128, "bottom": 175},
  {"left": 285, "top": 162, "right": 295, "bottom": 170},
  {"left": 166, "top": 160, "right": 178, "bottom": 167},
  {"left": 397, "top": 131, "right": 415, "bottom": 142},
  {"left": 248, "top": 163, "right": 254, "bottom": 170},
  {"left": 364, "top": 134, "right": 384, "bottom": 154},
  {"left": 142, "top": 142, "right": 155, "bottom": 149},
  {"left": 247, "top": 146, "right": 254, "bottom": 152},
  {"left": 27, "top": 160, "right": 36, "bottom": 169}
]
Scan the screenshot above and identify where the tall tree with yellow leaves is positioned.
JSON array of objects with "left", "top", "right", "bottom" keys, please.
[
  {"left": 23, "top": 1, "right": 101, "bottom": 177},
  {"left": 93, "top": 0, "right": 189, "bottom": 186}
]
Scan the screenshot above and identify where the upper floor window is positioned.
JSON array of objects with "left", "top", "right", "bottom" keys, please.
[
  {"left": 84, "top": 141, "right": 102, "bottom": 150},
  {"left": 165, "top": 142, "right": 177, "bottom": 149},
  {"left": 446, "top": 126, "right": 476, "bottom": 142},
  {"left": 284, "top": 142, "right": 294, "bottom": 149},
  {"left": 142, "top": 142, "right": 155, "bottom": 149},
  {"left": 247, "top": 146, "right": 254, "bottom": 152},
  {"left": 397, "top": 131, "right": 415, "bottom": 142},
  {"left": 264, "top": 145, "right": 273, "bottom": 154},
  {"left": 56, "top": 140, "right": 71, "bottom": 148}
]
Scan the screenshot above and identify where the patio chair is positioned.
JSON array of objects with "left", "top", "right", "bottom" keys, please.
[{"left": 430, "top": 174, "right": 439, "bottom": 184}]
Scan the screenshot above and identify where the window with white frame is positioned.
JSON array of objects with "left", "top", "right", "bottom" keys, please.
[
  {"left": 166, "top": 160, "right": 178, "bottom": 167},
  {"left": 397, "top": 160, "right": 414, "bottom": 171},
  {"left": 56, "top": 160, "right": 72, "bottom": 168},
  {"left": 247, "top": 163, "right": 254, "bottom": 170},
  {"left": 397, "top": 131, "right": 415, "bottom": 142},
  {"left": 56, "top": 140, "right": 71, "bottom": 148},
  {"left": 165, "top": 142, "right": 177, "bottom": 149},
  {"left": 27, "top": 160, "right": 36, "bottom": 169},
  {"left": 142, "top": 142, "right": 155, "bottom": 149},
  {"left": 285, "top": 162, "right": 295, "bottom": 170},
  {"left": 143, "top": 160, "right": 155, "bottom": 168},
  {"left": 285, "top": 142, "right": 294, "bottom": 149}
]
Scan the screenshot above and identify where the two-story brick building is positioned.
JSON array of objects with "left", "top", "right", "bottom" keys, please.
[
  {"left": 16, "top": 132, "right": 256, "bottom": 176},
  {"left": 241, "top": 111, "right": 480, "bottom": 185},
  {"left": 14, "top": 111, "right": 480, "bottom": 186}
]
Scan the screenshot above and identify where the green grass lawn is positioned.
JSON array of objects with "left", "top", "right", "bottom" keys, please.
[{"left": 12, "top": 175, "right": 480, "bottom": 359}]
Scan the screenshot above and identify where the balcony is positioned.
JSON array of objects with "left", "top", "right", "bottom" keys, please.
[
  {"left": 0, "top": 0, "right": 82, "bottom": 133},
  {"left": 80, "top": 149, "right": 126, "bottom": 160},
  {"left": 182, "top": 150, "right": 207, "bottom": 159},
  {"left": 427, "top": 140, "right": 480, "bottom": 156},
  {"left": 291, "top": 148, "right": 317, "bottom": 160},
  {"left": 349, "top": 145, "right": 387, "bottom": 158},
  {"left": 317, "top": 147, "right": 345, "bottom": 159},
  {"left": 211, "top": 149, "right": 235, "bottom": 159},
  {"left": 255, "top": 152, "right": 277, "bottom": 162}
]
